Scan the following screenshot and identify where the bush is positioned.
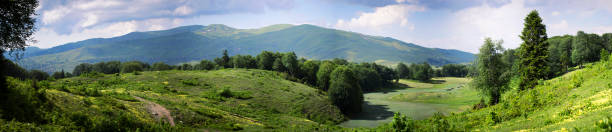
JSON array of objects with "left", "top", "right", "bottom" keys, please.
[
  {"left": 391, "top": 112, "right": 416, "bottom": 132},
  {"left": 597, "top": 116, "right": 612, "bottom": 131},
  {"left": 217, "top": 88, "right": 233, "bottom": 98},
  {"left": 181, "top": 79, "right": 199, "bottom": 86}
]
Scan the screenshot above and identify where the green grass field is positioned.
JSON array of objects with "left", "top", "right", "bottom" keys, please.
[
  {"left": 340, "top": 77, "right": 480, "bottom": 128},
  {"left": 1, "top": 69, "right": 346, "bottom": 131}
]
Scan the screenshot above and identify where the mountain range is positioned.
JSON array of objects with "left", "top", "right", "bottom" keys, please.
[{"left": 9, "top": 24, "right": 474, "bottom": 73}]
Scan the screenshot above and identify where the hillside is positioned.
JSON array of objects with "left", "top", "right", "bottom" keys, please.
[
  {"left": 371, "top": 59, "right": 612, "bottom": 131},
  {"left": 0, "top": 69, "right": 345, "bottom": 131},
  {"left": 10, "top": 24, "right": 474, "bottom": 73}
]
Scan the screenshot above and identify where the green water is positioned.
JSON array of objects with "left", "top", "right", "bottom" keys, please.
[{"left": 339, "top": 78, "right": 474, "bottom": 128}]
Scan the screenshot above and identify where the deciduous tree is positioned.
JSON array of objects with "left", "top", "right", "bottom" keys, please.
[
  {"left": 328, "top": 66, "right": 363, "bottom": 114},
  {"left": 472, "top": 38, "right": 510, "bottom": 105}
]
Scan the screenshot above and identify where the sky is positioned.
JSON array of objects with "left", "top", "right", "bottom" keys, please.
[{"left": 33, "top": 0, "right": 612, "bottom": 53}]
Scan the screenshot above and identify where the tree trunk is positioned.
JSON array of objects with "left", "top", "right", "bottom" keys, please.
[
  {"left": 0, "top": 51, "right": 6, "bottom": 93},
  {"left": 489, "top": 91, "right": 500, "bottom": 105}
]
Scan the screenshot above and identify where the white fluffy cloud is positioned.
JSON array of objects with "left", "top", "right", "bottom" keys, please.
[
  {"left": 33, "top": 18, "right": 183, "bottom": 48},
  {"left": 34, "top": 0, "right": 295, "bottom": 48},
  {"left": 335, "top": 4, "right": 425, "bottom": 31},
  {"left": 41, "top": 6, "right": 70, "bottom": 24},
  {"left": 446, "top": 0, "right": 530, "bottom": 52}
]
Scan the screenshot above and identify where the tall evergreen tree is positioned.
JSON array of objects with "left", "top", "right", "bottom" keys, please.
[
  {"left": 221, "top": 49, "right": 231, "bottom": 68},
  {"left": 518, "top": 10, "right": 549, "bottom": 90}
]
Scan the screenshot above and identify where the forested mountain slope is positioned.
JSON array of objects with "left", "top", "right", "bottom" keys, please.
[{"left": 10, "top": 24, "right": 474, "bottom": 73}]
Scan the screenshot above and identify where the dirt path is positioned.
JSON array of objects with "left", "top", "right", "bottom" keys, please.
[{"left": 133, "top": 96, "right": 175, "bottom": 126}]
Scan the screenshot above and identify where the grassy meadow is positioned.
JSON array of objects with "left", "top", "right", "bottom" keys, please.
[
  {"left": 340, "top": 77, "right": 479, "bottom": 128},
  {"left": 1, "top": 69, "right": 346, "bottom": 131}
]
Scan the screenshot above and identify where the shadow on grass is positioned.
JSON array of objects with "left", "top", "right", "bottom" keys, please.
[
  {"left": 346, "top": 101, "right": 394, "bottom": 121},
  {"left": 428, "top": 79, "right": 446, "bottom": 84},
  {"left": 365, "top": 82, "right": 412, "bottom": 94}
]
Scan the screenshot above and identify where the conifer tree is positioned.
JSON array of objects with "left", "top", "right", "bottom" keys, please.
[{"left": 518, "top": 10, "right": 549, "bottom": 90}]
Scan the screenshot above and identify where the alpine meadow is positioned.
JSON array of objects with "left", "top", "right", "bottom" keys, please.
[{"left": 2, "top": 0, "right": 612, "bottom": 131}]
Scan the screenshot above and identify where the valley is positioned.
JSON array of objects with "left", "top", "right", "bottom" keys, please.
[
  {"left": 2, "top": 1, "right": 612, "bottom": 131},
  {"left": 340, "top": 77, "right": 477, "bottom": 128}
]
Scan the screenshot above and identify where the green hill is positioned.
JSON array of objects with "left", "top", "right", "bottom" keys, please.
[
  {"left": 11, "top": 24, "right": 474, "bottom": 73},
  {"left": 0, "top": 69, "right": 345, "bottom": 131},
  {"left": 371, "top": 59, "right": 612, "bottom": 131}
]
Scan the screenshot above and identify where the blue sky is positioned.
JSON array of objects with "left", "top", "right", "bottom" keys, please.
[{"left": 33, "top": 0, "right": 612, "bottom": 53}]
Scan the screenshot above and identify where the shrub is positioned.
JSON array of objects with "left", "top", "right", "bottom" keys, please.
[
  {"left": 391, "top": 112, "right": 416, "bottom": 132},
  {"left": 181, "top": 79, "right": 199, "bottom": 86},
  {"left": 217, "top": 88, "right": 233, "bottom": 98},
  {"left": 597, "top": 116, "right": 612, "bottom": 131}
]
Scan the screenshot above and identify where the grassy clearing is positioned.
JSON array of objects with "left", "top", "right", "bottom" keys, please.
[
  {"left": 340, "top": 77, "right": 479, "bottom": 128},
  {"left": 2, "top": 69, "right": 346, "bottom": 131}
]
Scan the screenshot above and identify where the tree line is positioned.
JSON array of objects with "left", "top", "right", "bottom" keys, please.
[
  {"left": 472, "top": 10, "right": 612, "bottom": 105},
  {"left": 58, "top": 50, "right": 400, "bottom": 114}
]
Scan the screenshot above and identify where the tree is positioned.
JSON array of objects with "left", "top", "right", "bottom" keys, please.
[
  {"left": 396, "top": 63, "right": 410, "bottom": 79},
  {"left": 441, "top": 64, "right": 469, "bottom": 77},
  {"left": 73, "top": 63, "right": 93, "bottom": 76},
  {"left": 92, "top": 62, "right": 106, "bottom": 73},
  {"left": 472, "top": 38, "right": 510, "bottom": 105},
  {"left": 601, "top": 49, "right": 610, "bottom": 62},
  {"left": 152, "top": 62, "right": 172, "bottom": 71},
  {"left": 257, "top": 51, "right": 275, "bottom": 70},
  {"left": 215, "top": 50, "right": 231, "bottom": 68},
  {"left": 29, "top": 70, "right": 49, "bottom": 81},
  {"left": 121, "top": 62, "right": 144, "bottom": 73},
  {"left": 413, "top": 62, "right": 433, "bottom": 82},
  {"left": 518, "top": 10, "right": 549, "bottom": 90},
  {"left": 353, "top": 66, "right": 382, "bottom": 92},
  {"left": 316, "top": 61, "right": 336, "bottom": 91},
  {"left": 105, "top": 61, "right": 121, "bottom": 74},
  {"left": 572, "top": 31, "right": 605, "bottom": 66},
  {"left": 178, "top": 63, "right": 193, "bottom": 70},
  {"left": 222, "top": 50, "right": 230, "bottom": 68},
  {"left": 0, "top": 0, "right": 38, "bottom": 94},
  {"left": 300, "top": 60, "right": 319, "bottom": 86},
  {"left": 272, "top": 58, "right": 285, "bottom": 72},
  {"left": 328, "top": 66, "right": 363, "bottom": 114},
  {"left": 196, "top": 60, "right": 216, "bottom": 70},
  {"left": 52, "top": 69, "right": 66, "bottom": 79},
  {"left": 547, "top": 35, "right": 573, "bottom": 76},
  {"left": 282, "top": 52, "right": 299, "bottom": 76}
]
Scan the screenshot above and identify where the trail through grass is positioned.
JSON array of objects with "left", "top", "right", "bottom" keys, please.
[
  {"left": 340, "top": 77, "right": 479, "bottom": 128},
  {"left": 132, "top": 96, "right": 175, "bottom": 126}
]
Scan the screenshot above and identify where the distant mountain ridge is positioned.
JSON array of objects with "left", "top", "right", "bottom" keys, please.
[{"left": 11, "top": 24, "right": 474, "bottom": 73}]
